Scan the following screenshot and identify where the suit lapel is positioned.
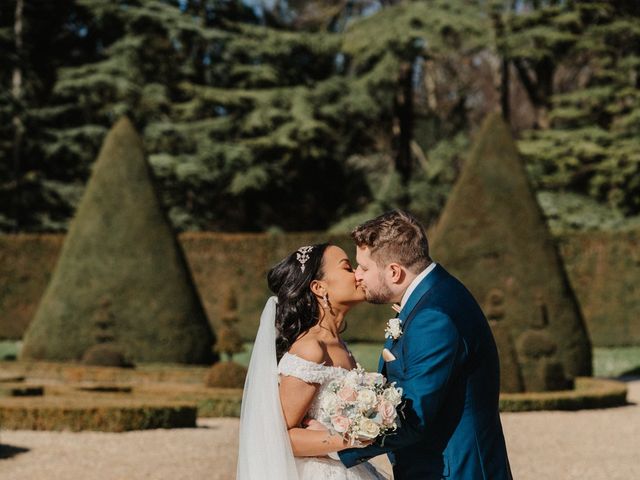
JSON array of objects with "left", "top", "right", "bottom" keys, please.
[
  {"left": 378, "top": 264, "right": 448, "bottom": 373},
  {"left": 399, "top": 264, "right": 447, "bottom": 330}
]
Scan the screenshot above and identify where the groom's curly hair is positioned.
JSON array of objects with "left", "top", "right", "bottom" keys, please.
[
  {"left": 267, "top": 243, "right": 331, "bottom": 362},
  {"left": 351, "top": 210, "right": 431, "bottom": 274}
]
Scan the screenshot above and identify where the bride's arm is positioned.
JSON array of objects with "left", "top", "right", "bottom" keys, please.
[
  {"left": 280, "top": 375, "right": 349, "bottom": 456},
  {"left": 279, "top": 340, "right": 350, "bottom": 457}
]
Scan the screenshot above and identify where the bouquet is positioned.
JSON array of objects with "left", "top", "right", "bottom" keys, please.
[{"left": 316, "top": 364, "right": 403, "bottom": 446}]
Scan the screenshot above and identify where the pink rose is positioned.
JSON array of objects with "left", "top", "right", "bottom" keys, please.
[
  {"left": 331, "top": 415, "right": 351, "bottom": 433},
  {"left": 378, "top": 400, "right": 397, "bottom": 425},
  {"left": 337, "top": 386, "right": 357, "bottom": 402}
]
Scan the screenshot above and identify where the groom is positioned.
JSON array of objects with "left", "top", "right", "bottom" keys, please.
[{"left": 340, "top": 210, "right": 512, "bottom": 479}]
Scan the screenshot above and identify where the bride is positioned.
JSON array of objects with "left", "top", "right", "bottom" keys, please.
[{"left": 236, "top": 243, "right": 387, "bottom": 479}]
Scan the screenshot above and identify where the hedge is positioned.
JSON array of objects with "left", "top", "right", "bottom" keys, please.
[
  {"left": 0, "top": 364, "right": 627, "bottom": 424},
  {"left": 0, "top": 361, "right": 241, "bottom": 418},
  {"left": 0, "top": 397, "right": 197, "bottom": 431},
  {"left": 0, "top": 360, "right": 210, "bottom": 385},
  {"left": 499, "top": 377, "right": 628, "bottom": 412},
  {"left": 0, "top": 382, "right": 44, "bottom": 397},
  {"left": 1, "top": 229, "right": 639, "bottom": 346}
]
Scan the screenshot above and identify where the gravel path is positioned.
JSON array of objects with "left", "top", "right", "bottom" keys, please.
[{"left": 1, "top": 380, "right": 638, "bottom": 480}]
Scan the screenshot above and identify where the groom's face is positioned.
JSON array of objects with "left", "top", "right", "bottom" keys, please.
[{"left": 355, "top": 246, "right": 394, "bottom": 304}]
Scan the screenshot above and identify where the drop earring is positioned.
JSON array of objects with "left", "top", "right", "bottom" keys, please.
[{"left": 322, "top": 293, "right": 329, "bottom": 308}]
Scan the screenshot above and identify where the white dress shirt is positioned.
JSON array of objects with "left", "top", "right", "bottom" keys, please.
[{"left": 399, "top": 262, "right": 437, "bottom": 311}]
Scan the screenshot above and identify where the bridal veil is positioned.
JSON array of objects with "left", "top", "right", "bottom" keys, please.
[{"left": 236, "top": 296, "right": 299, "bottom": 479}]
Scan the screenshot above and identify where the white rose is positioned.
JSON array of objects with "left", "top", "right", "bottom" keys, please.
[
  {"left": 344, "top": 370, "right": 361, "bottom": 386},
  {"left": 357, "top": 418, "right": 381, "bottom": 439},
  {"left": 356, "top": 389, "right": 377, "bottom": 411},
  {"left": 383, "top": 386, "right": 403, "bottom": 405},
  {"left": 320, "top": 391, "right": 341, "bottom": 414},
  {"left": 385, "top": 318, "right": 403, "bottom": 339}
]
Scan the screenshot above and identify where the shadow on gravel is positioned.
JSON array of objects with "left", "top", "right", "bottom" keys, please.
[
  {"left": 0, "top": 444, "right": 30, "bottom": 460},
  {"left": 618, "top": 368, "right": 640, "bottom": 377},
  {"left": 614, "top": 375, "right": 639, "bottom": 406},
  {"left": 195, "top": 422, "right": 222, "bottom": 430}
]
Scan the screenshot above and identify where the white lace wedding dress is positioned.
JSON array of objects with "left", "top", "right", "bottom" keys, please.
[{"left": 278, "top": 352, "right": 388, "bottom": 480}]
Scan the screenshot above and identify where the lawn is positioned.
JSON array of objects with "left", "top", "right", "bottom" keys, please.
[
  {"left": 0, "top": 341, "right": 20, "bottom": 360},
  {"left": 235, "top": 342, "right": 640, "bottom": 378},
  {"left": 593, "top": 346, "right": 640, "bottom": 377},
  {"left": 3, "top": 340, "right": 639, "bottom": 378}
]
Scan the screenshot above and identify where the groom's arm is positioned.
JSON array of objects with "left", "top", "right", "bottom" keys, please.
[{"left": 339, "top": 309, "right": 461, "bottom": 467}]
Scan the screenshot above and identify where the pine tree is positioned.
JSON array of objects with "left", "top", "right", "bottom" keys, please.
[
  {"left": 1, "top": 0, "right": 493, "bottom": 232},
  {"left": 0, "top": 0, "right": 75, "bottom": 230},
  {"left": 5, "top": 0, "right": 636, "bottom": 232},
  {"left": 518, "top": 1, "right": 640, "bottom": 219}
]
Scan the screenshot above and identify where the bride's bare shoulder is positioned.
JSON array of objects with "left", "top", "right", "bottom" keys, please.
[{"left": 288, "top": 336, "right": 326, "bottom": 364}]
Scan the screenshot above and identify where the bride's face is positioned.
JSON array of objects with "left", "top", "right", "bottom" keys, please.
[{"left": 317, "top": 246, "right": 366, "bottom": 306}]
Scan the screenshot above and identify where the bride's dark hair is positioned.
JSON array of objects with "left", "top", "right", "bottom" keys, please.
[{"left": 268, "top": 243, "right": 330, "bottom": 362}]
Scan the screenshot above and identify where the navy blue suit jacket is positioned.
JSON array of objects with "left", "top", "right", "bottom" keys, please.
[{"left": 339, "top": 264, "right": 512, "bottom": 479}]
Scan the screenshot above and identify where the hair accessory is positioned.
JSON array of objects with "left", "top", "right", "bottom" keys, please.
[{"left": 296, "top": 246, "right": 314, "bottom": 272}]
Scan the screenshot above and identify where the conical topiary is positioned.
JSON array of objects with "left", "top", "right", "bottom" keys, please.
[
  {"left": 214, "top": 289, "right": 245, "bottom": 361},
  {"left": 430, "top": 112, "right": 592, "bottom": 392},
  {"left": 21, "top": 117, "right": 214, "bottom": 364}
]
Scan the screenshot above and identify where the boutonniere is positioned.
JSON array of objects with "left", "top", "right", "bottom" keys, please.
[
  {"left": 385, "top": 317, "right": 403, "bottom": 340},
  {"left": 385, "top": 303, "right": 403, "bottom": 340}
]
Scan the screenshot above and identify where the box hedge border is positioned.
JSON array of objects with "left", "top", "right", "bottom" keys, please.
[
  {"left": 0, "top": 397, "right": 197, "bottom": 431},
  {"left": 499, "top": 377, "right": 628, "bottom": 412}
]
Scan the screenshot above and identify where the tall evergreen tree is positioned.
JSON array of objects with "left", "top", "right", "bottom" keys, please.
[
  {"left": 518, "top": 1, "right": 640, "bottom": 217},
  {"left": 3, "top": 0, "right": 492, "bottom": 232},
  {"left": 3, "top": 0, "right": 636, "bottom": 232},
  {"left": 0, "top": 0, "right": 74, "bottom": 230}
]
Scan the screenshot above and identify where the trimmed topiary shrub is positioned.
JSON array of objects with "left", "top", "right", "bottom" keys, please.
[
  {"left": 517, "top": 330, "right": 557, "bottom": 359},
  {"left": 488, "top": 321, "right": 524, "bottom": 393},
  {"left": 537, "top": 360, "right": 572, "bottom": 392},
  {"left": 0, "top": 383, "right": 44, "bottom": 397},
  {"left": 0, "top": 360, "right": 212, "bottom": 385},
  {"left": 20, "top": 118, "right": 214, "bottom": 364},
  {"left": 0, "top": 398, "right": 197, "bottom": 431},
  {"left": 214, "top": 289, "right": 245, "bottom": 361},
  {"left": 205, "top": 361, "right": 248, "bottom": 389},
  {"left": 81, "top": 343, "right": 134, "bottom": 369},
  {"left": 499, "top": 377, "right": 627, "bottom": 412},
  {"left": 196, "top": 394, "right": 242, "bottom": 417},
  {"left": 135, "top": 384, "right": 243, "bottom": 417},
  {"left": 75, "top": 384, "right": 133, "bottom": 393},
  {"left": 431, "top": 113, "right": 592, "bottom": 391}
]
